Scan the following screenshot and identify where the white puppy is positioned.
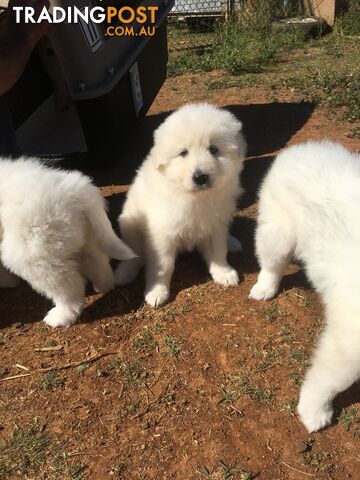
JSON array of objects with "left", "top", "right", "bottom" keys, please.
[
  {"left": 250, "top": 140, "right": 360, "bottom": 432},
  {"left": 0, "top": 157, "right": 134, "bottom": 327},
  {"left": 115, "top": 103, "right": 246, "bottom": 307}
]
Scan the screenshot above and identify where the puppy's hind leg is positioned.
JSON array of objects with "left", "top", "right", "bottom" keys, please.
[
  {"left": 249, "top": 215, "right": 294, "bottom": 300},
  {"left": 115, "top": 214, "right": 144, "bottom": 286},
  {"left": 15, "top": 259, "right": 86, "bottom": 328},
  {"left": 41, "top": 264, "right": 85, "bottom": 328},
  {"left": 200, "top": 226, "right": 239, "bottom": 286},
  {"left": 1, "top": 228, "right": 85, "bottom": 327},
  {"left": 81, "top": 243, "right": 114, "bottom": 293},
  {"left": 298, "top": 303, "right": 360, "bottom": 432}
]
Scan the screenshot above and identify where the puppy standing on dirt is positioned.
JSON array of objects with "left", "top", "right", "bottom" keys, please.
[
  {"left": 0, "top": 158, "right": 134, "bottom": 327},
  {"left": 115, "top": 103, "right": 246, "bottom": 307},
  {"left": 249, "top": 140, "right": 360, "bottom": 432}
]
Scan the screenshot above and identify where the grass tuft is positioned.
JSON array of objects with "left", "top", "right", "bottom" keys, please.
[
  {"left": 164, "top": 335, "right": 184, "bottom": 358},
  {"left": 133, "top": 330, "right": 156, "bottom": 353},
  {"left": 235, "top": 375, "right": 273, "bottom": 404},
  {"left": 0, "top": 420, "right": 48, "bottom": 478},
  {"left": 110, "top": 461, "right": 126, "bottom": 476},
  {"left": 338, "top": 407, "right": 360, "bottom": 436},
  {"left": 122, "top": 360, "right": 143, "bottom": 384},
  {"left": 197, "top": 460, "right": 254, "bottom": 479},
  {"left": 37, "top": 372, "right": 64, "bottom": 391},
  {"left": 96, "top": 356, "right": 122, "bottom": 378},
  {"left": 218, "top": 387, "right": 239, "bottom": 405},
  {"left": 0, "top": 419, "right": 85, "bottom": 479}
]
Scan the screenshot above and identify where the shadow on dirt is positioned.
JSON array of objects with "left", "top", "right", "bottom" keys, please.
[
  {"left": 333, "top": 381, "right": 360, "bottom": 423},
  {"left": 228, "top": 101, "right": 315, "bottom": 158},
  {"left": 55, "top": 100, "right": 315, "bottom": 189},
  {"left": 0, "top": 280, "right": 136, "bottom": 329},
  {"left": 280, "top": 269, "right": 313, "bottom": 292},
  {"left": 240, "top": 154, "right": 275, "bottom": 209}
]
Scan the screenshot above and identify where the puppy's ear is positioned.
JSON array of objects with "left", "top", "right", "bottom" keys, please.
[
  {"left": 236, "top": 130, "right": 247, "bottom": 159},
  {"left": 149, "top": 146, "right": 167, "bottom": 172},
  {"left": 227, "top": 116, "right": 243, "bottom": 141},
  {"left": 149, "top": 127, "right": 167, "bottom": 171},
  {"left": 229, "top": 116, "right": 243, "bottom": 135},
  {"left": 226, "top": 115, "right": 247, "bottom": 159}
]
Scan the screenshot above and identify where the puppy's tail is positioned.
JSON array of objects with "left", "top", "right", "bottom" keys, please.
[{"left": 85, "top": 195, "right": 136, "bottom": 261}]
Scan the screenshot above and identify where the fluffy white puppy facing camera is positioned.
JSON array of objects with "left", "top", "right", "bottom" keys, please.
[
  {"left": 250, "top": 140, "right": 360, "bottom": 433},
  {"left": 116, "top": 103, "right": 247, "bottom": 307},
  {"left": 0, "top": 158, "right": 135, "bottom": 328}
]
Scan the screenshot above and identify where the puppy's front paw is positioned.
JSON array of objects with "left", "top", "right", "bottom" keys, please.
[
  {"left": 297, "top": 391, "right": 333, "bottom": 432},
  {"left": 43, "top": 307, "right": 78, "bottom": 328},
  {"left": 211, "top": 267, "right": 239, "bottom": 286},
  {"left": 249, "top": 280, "right": 277, "bottom": 301},
  {"left": 145, "top": 285, "right": 170, "bottom": 308}
]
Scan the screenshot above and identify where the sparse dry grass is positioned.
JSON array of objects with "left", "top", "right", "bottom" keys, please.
[
  {"left": 170, "top": 20, "right": 359, "bottom": 135},
  {"left": 0, "top": 420, "right": 85, "bottom": 480}
]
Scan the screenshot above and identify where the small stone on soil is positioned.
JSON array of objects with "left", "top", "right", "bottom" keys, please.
[
  {"left": 12, "top": 322, "right": 23, "bottom": 328},
  {"left": 297, "top": 440, "right": 312, "bottom": 453}
]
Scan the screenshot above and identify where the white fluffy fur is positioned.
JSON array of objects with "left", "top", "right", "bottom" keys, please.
[
  {"left": 0, "top": 157, "right": 135, "bottom": 327},
  {"left": 250, "top": 140, "right": 360, "bottom": 432},
  {"left": 115, "top": 103, "right": 246, "bottom": 307}
]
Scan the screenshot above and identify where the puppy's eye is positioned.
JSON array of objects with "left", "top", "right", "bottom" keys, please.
[
  {"left": 209, "top": 145, "right": 218, "bottom": 155},
  {"left": 179, "top": 149, "right": 188, "bottom": 157}
]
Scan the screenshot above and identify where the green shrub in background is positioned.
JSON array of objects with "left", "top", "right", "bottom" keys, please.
[
  {"left": 168, "top": 0, "right": 306, "bottom": 76},
  {"left": 338, "top": 0, "right": 360, "bottom": 36}
]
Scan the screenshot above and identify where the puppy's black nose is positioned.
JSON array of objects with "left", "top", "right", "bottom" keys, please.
[{"left": 193, "top": 172, "right": 209, "bottom": 186}]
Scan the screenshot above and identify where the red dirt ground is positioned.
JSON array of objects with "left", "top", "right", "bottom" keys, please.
[{"left": 1, "top": 74, "right": 359, "bottom": 480}]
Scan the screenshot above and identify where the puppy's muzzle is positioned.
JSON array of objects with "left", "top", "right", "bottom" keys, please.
[{"left": 192, "top": 170, "right": 211, "bottom": 188}]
